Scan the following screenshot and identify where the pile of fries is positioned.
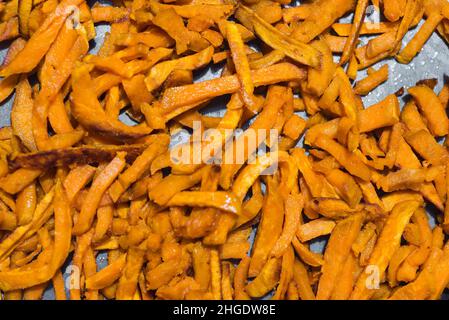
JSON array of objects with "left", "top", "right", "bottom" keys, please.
[{"left": 0, "top": 0, "right": 448, "bottom": 300}]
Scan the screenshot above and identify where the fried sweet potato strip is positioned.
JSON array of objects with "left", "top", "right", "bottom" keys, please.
[
  {"left": 145, "top": 46, "right": 211, "bottom": 92},
  {"left": 71, "top": 65, "right": 152, "bottom": 140},
  {"left": 306, "top": 39, "right": 335, "bottom": 96},
  {"left": 357, "top": 94, "right": 400, "bottom": 133},
  {"left": 0, "top": 168, "right": 42, "bottom": 195},
  {"left": 291, "top": 0, "right": 355, "bottom": 43},
  {"left": 166, "top": 191, "right": 241, "bottom": 215},
  {"left": 297, "top": 219, "right": 336, "bottom": 243},
  {"left": 86, "top": 254, "right": 126, "bottom": 290},
  {"left": 73, "top": 152, "right": 127, "bottom": 235},
  {"left": 150, "top": 2, "right": 234, "bottom": 21},
  {"left": 408, "top": 85, "right": 449, "bottom": 136},
  {"left": 0, "top": 0, "right": 85, "bottom": 77},
  {"left": 10, "top": 144, "right": 148, "bottom": 170},
  {"left": 0, "top": 181, "right": 70, "bottom": 291},
  {"left": 397, "top": 12, "right": 443, "bottom": 63},
  {"left": 226, "top": 21, "right": 256, "bottom": 110},
  {"left": 354, "top": 65, "right": 389, "bottom": 95},
  {"left": 153, "top": 8, "right": 190, "bottom": 55},
  {"left": 317, "top": 214, "right": 362, "bottom": 300},
  {"left": 11, "top": 77, "right": 37, "bottom": 152},
  {"left": 108, "top": 139, "right": 169, "bottom": 202},
  {"left": 351, "top": 201, "right": 421, "bottom": 299},
  {"left": 340, "top": 0, "right": 369, "bottom": 65},
  {"left": 246, "top": 257, "right": 281, "bottom": 298},
  {"left": 149, "top": 167, "right": 207, "bottom": 206},
  {"left": 239, "top": 6, "right": 321, "bottom": 68},
  {"left": 116, "top": 247, "right": 145, "bottom": 300},
  {"left": 249, "top": 177, "right": 284, "bottom": 277},
  {"left": 271, "top": 194, "right": 303, "bottom": 258},
  {"left": 159, "top": 63, "right": 306, "bottom": 113},
  {"left": 313, "top": 135, "right": 372, "bottom": 181}
]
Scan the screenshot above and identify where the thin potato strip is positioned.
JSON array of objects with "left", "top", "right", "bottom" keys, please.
[
  {"left": 166, "top": 191, "right": 241, "bottom": 215},
  {"left": 351, "top": 201, "right": 421, "bottom": 299},
  {"left": 73, "top": 153, "right": 127, "bottom": 235}
]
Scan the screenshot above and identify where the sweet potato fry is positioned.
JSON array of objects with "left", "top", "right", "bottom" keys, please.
[
  {"left": 149, "top": 167, "right": 206, "bottom": 206},
  {"left": 0, "top": 0, "right": 85, "bottom": 77},
  {"left": 340, "top": 0, "right": 369, "bottom": 65},
  {"left": 351, "top": 201, "right": 421, "bottom": 299},
  {"left": 354, "top": 65, "right": 389, "bottom": 95},
  {"left": 11, "top": 77, "right": 37, "bottom": 152},
  {"left": 366, "top": 30, "right": 396, "bottom": 59},
  {"left": 297, "top": 219, "right": 336, "bottom": 243},
  {"left": 291, "top": 148, "right": 339, "bottom": 198},
  {"left": 149, "top": 2, "right": 234, "bottom": 22},
  {"left": 71, "top": 65, "right": 152, "bottom": 140},
  {"left": 10, "top": 144, "right": 148, "bottom": 170},
  {"left": 397, "top": 12, "right": 443, "bottom": 63},
  {"left": 383, "top": 0, "right": 406, "bottom": 22},
  {"left": 271, "top": 194, "right": 303, "bottom": 258},
  {"left": 293, "top": 259, "right": 315, "bottom": 300},
  {"left": 332, "top": 21, "right": 398, "bottom": 36},
  {"left": 358, "top": 94, "right": 400, "bottom": 133},
  {"left": 313, "top": 135, "right": 372, "bottom": 181},
  {"left": 91, "top": 6, "right": 129, "bottom": 23},
  {"left": 306, "top": 39, "right": 335, "bottom": 96},
  {"left": 116, "top": 247, "right": 145, "bottom": 300},
  {"left": 0, "top": 17, "right": 19, "bottom": 43},
  {"left": 73, "top": 153, "right": 127, "bottom": 235},
  {"left": 15, "top": 182, "right": 36, "bottom": 226},
  {"left": 282, "top": 5, "right": 312, "bottom": 23},
  {"left": 246, "top": 257, "right": 281, "bottom": 298},
  {"left": 86, "top": 254, "right": 127, "bottom": 290},
  {"left": 408, "top": 84, "right": 449, "bottom": 136},
  {"left": 159, "top": 63, "right": 306, "bottom": 113},
  {"left": 239, "top": 5, "right": 321, "bottom": 68},
  {"left": 153, "top": 8, "right": 190, "bottom": 55},
  {"left": 48, "top": 94, "right": 74, "bottom": 134},
  {"left": 109, "top": 139, "right": 168, "bottom": 202},
  {"left": 226, "top": 21, "right": 256, "bottom": 110},
  {"left": 291, "top": 0, "right": 355, "bottom": 43},
  {"left": 405, "top": 129, "right": 449, "bottom": 165},
  {"left": 0, "top": 168, "right": 42, "bottom": 195},
  {"left": 317, "top": 214, "right": 362, "bottom": 300},
  {"left": 166, "top": 191, "right": 241, "bottom": 215},
  {"left": 234, "top": 255, "right": 251, "bottom": 300},
  {"left": 326, "top": 169, "right": 362, "bottom": 208},
  {"left": 249, "top": 177, "right": 284, "bottom": 277}
]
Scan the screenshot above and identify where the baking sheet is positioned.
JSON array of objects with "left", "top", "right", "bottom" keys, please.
[{"left": 0, "top": 2, "right": 447, "bottom": 300}]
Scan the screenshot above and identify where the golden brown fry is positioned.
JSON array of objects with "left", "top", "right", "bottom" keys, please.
[
  {"left": 291, "top": 0, "right": 355, "bottom": 43},
  {"left": 354, "top": 65, "right": 389, "bottom": 95},
  {"left": 166, "top": 191, "right": 241, "bottom": 215},
  {"left": 408, "top": 84, "right": 449, "bottom": 136},
  {"left": 226, "top": 21, "right": 256, "bottom": 110},
  {"left": 340, "top": 0, "right": 369, "bottom": 65},
  {"left": 351, "top": 201, "right": 421, "bottom": 299},
  {"left": 11, "top": 77, "right": 37, "bottom": 152},
  {"left": 71, "top": 65, "right": 152, "bottom": 140},
  {"left": 239, "top": 6, "right": 321, "bottom": 68},
  {"left": 317, "top": 214, "right": 362, "bottom": 300},
  {"left": 73, "top": 153, "right": 127, "bottom": 235},
  {"left": 397, "top": 12, "right": 443, "bottom": 63},
  {"left": 0, "top": 0, "right": 85, "bottom": 77}
]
